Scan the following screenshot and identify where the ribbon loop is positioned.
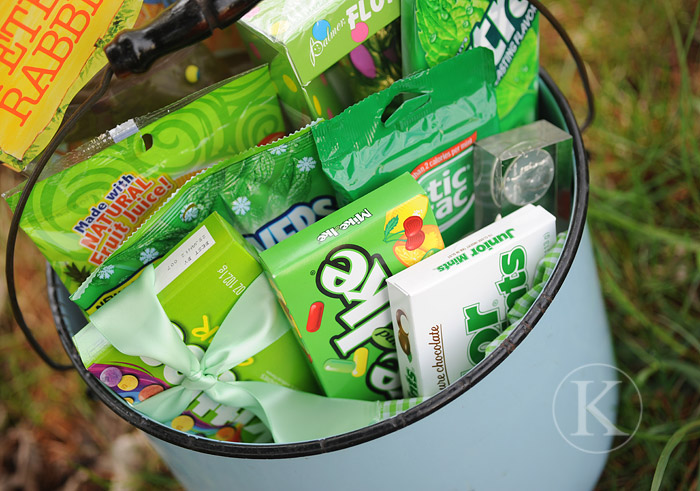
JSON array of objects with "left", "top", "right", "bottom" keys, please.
[{"left": 85, "top": 264, "right": 422, "bottom": 443}]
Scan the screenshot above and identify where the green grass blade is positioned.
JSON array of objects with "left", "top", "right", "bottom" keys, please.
[
  {"left": 651, "top": 419, "right": 700, "bottom": 491},
  {"left": 589, "top": 206, "right": 700, "bottom": 253}
]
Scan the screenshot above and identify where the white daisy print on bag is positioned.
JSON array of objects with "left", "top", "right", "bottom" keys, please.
[
  {"left": 139, "top": 247, "right": 159, "bottom": 264},
  {"left": 180, "top": 203, "right": 200, "bottom": 222},
  {"left": 296, "top": 156, "right": 316, "bottom": 172},
  {"left": 96, "top": 265, "right": 115, "bottom": 280},
  {"left": 268, "top": 143, "right": 288, "bottom": 156},
  {"left": 232, "top": 196, "right": 251, "bottom": 215}
]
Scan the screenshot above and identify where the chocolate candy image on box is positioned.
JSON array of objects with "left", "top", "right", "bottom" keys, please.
[{"left": 260, "top": 173, "right": 445, "bottom": 401}]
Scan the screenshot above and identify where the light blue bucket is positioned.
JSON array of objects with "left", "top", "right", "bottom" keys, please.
[{"left": 49, "top": 70, "right": 614, "bottom": 490}]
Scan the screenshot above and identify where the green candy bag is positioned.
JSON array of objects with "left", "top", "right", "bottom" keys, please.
[
  {"left": 218, "top": 125, "right": 338, "bottom": 251},
  {"left": 401, "top": 0, "right": 539, "bottom": 131},
  {"left": 4, "top": 66, "right": 286, "bottom": 294},
  {"left": 72, "top": 126, "right": 337, "bottom": 313},
  {"left": 313, "top": 47, "right": 499, "bottom": 245}
]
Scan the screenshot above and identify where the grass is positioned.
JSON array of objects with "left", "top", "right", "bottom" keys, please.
[
  {"left": 541, "top": 0, "right": 700, "bottom": 488},
  {"left": 0, "top": 0, "right": 699, "bottom": 489}
]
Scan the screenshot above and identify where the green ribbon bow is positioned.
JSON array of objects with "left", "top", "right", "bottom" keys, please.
[{"left": 88, "top": 266, "right": 421, "bottom": 443}]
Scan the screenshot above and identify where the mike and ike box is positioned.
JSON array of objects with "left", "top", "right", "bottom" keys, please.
[
  {"left": 259, "top": 173, "right": 445, "bottom": 400},
  {"left": 386, "top": 204, "right": 556, "bottom": 398}
]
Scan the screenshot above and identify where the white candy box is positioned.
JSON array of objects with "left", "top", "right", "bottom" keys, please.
[{"left": 387, "top": 204, "right": 556, "bottom": 397}]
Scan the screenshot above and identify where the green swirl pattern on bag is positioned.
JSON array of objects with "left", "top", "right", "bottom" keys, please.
[
  {"left": 72, "top": 126, "right": 337, "bottom": 313},
  {"left": 4, "top": 66, "right": 285, "bottom": 294}
]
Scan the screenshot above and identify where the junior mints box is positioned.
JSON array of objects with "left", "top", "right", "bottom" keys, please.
[{"left": 386, "top": 204, "right": 555, "bottom": 398}]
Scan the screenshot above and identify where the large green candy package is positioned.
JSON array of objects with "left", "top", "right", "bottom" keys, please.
[
  {"left": 73, "top": 211, "right": 320, "bottom": 442},
  {"left": 314, "top": 47, "right": 500, "bottom": 245},
  {"left": 71, "top": 126, "right": 337, "bottom": 313},
  {"left": 402, "top": 0, "right": 539, "bottom": 130},
  {"left": 4, "top": 66, "right": 286, "bottom": 294},
  {"left": 259, "top": 173, "right": 445, "bottom": 400}
]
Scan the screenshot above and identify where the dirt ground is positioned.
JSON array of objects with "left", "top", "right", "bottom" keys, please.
[{"left": 0, "top": 167, "right": 180, "bottom": 490}]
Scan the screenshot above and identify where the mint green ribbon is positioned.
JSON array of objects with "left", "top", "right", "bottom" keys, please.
[{"left": 88, "top": 266, "right": 421, "bottom": 443}]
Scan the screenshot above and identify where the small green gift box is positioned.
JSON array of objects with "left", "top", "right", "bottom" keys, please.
[
  {"left": 237, "top": 0, "right": 399, "bottom": 128},
  {"left": 74, "top": 212, "right": 319, "bottom": 442}
]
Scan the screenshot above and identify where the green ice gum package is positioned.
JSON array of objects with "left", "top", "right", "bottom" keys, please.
[
  {"left": 402, "top": 0, "right": 539, "bottom": 131},
  {"left": 314, "top": 47, "right": 500, "bottom": 245},
  {"left": 72, "top": 126, "right": 337, "bottom": 312},
  {"left": 3, "top": 66, "right": 286, "bottom": 294},
  {"left": 218, "top": 125, "right": 338, "bottom": 251}
]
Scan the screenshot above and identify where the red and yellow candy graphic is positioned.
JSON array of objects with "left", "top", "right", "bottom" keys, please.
[
  {"left": 393, "top": 219, "right": 443, "bottom": 268},
  {"left": 385, "top": 194, "right": 429, "bottom": 229},
  {"left": 215, "top": 424, "right": 244, "bottom": 442},
  {"left": 322, "top": 347, "right": 369, "bottom": 377},
  {"left": 172, "top": 415, "right": 195, "bottom": 432},
  {"left": 384, "top": 194, "right": 444, "bottom": 267}
]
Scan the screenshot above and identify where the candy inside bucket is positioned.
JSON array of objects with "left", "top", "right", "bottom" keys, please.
[{"left": 49, "top": 71, "right": 589, "bottom": 456}]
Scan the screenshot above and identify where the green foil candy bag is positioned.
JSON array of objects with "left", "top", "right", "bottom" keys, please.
[
  {"left": 314, "top": 47, "right": 499, "bottom": 245},
  {"left": 218, "top": 126, "right": 338, "bottom": 251},
  {"left": 72, "top": 126, "right": 337, "bottom": 313},
  {"left": 401, "top": 0, "right": 539, "bottom": 131}
]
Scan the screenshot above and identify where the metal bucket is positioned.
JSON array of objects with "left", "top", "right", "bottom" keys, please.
[{"left": 48, "top": 70, "right": 614, "bottom": 490}]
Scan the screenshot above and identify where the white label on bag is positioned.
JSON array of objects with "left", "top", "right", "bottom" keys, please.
[
  {"left": 154, "top": 225, "right": 215, "bottom": 294},
  {"left": 108, "top": 119, "right": 139, "bottom": 143}
]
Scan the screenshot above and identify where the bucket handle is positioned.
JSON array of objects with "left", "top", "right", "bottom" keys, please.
[
  {"left": 6, "top": 68, "right": 114, "bottom": 371},
  {"left": 6, "top": 0, "right": 595, "bottom": 371},
  {"left": 529, "top": 0, "right": 595, "bottom": 132}
]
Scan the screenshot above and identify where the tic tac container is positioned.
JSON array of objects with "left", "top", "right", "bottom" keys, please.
[
  {"left": 474, "top": 119, "right": 574, "bottom": 230},
  {"left": 49, "top": 72, "right": 615, "bottom": 490}
]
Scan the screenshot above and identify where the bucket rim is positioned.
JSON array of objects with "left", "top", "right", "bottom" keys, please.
[{"left": 50, "top": 68, "right": 589, "bottom": 459}]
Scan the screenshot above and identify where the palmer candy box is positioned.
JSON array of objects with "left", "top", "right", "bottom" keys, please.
[
  {"left": 74, "top": 212, "right": 319, "bottom": 441},
  {"left": 259, "top": 173, "right": 445, "bottom": 400},
  {"left": 386, "top": 204, "right": 555, "bottom": 398},
  {"left": 237, "top": 0, "right": 399, "bottom": 127}
]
